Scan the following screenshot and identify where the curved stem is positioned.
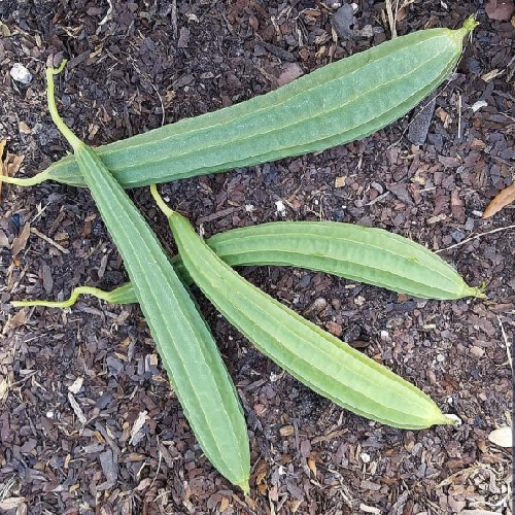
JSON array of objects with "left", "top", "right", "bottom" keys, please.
[
  {"left": 150, "top": 183, "right": 175, "bottom": 218},
  {"left": 0, "top": 171, "right": 50, "bottom": 187},
  {"left": 46, "top": 60, "right": 83, "bottom": 151},
  {"left": 11, "top": 286, "right": 119, "bottom": 309}
]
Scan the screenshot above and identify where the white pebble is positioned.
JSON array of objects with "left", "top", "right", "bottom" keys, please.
[
  {"left": 470, "top": 100, "right": 488, "bottom": 113},
  {"left": 360, "top": 452, "right": 371, "bottom": 464},
  {"left": 275, "top": 200, "right": 286, "bottom": 215},
  {"left": 10, "top": 63, "right": 33, "bottom": 85}
]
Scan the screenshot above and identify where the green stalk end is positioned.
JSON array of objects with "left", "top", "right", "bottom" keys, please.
[
  {"left": 150, "top": 183, "right": 175, "bottom": 218},
  {"left": 462, "top": 15, "right": 479, "bottom": 33},
  {"left": 239, "top": 480, "right": 250, "bottom": 496}
]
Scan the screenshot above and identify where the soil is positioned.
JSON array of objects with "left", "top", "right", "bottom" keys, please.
[{"left": 0, "top": 1, "right": 513, "bottom": 514}]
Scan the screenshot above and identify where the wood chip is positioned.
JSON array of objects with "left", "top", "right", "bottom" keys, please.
[
  {"left": 68, "top": 392, "right": 87, "bottom": 425},
  {"left": 68, "top": 377, "right": 84, "bottom": 394},
  {"left": 129, "top": 411, "right": 148, "bottom": 445},
  {"left": 0, "top": 498, "right": 26, "bottom": 510},
  {"left": 334, "top": 176, "right": 346, "bottom": 188},
  {"left": 359, "top": 503, "right": 382, "bottom": 514},
  {"left": 279, "top": 424, "right": 294, "bottom": 436},
  {"left": 0, "top": 378, "right": 10, "bottom": 402}
]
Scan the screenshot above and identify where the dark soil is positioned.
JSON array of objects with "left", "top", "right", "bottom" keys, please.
[{"left": 0, "top": 1, "right": 513, "bottom": 514}]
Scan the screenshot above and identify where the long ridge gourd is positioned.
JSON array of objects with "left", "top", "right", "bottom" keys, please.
[
  {"left": 44, "top": 63, "right": 251, "bottom": 491},
  {"left": 160, "top": 208, "right": 453, "bottom": 430},
  {"left": 2, "top": 18, "right": 478, "bottom": 189},
  {"left": 12, "top": 221, "right": 484, "bottom": 309}
]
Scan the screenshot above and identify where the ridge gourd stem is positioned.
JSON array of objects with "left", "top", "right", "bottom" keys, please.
[
  {"left": 150, "top": 183, "right": 175, "bottom": 218},
  {"left": 46, "top": 60, "right": 83, "bottom": 151},
  {"left": 11, "top": 286, "right": 119, "bottom": 308}
]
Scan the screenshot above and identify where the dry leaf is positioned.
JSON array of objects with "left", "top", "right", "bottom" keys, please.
[
  {"left": 483, "top": 183, "right": 515, "bottom": 218},
  {"left": 3, "top": 310, "right": 27, "bottom": 335},
  {"left": 488, "top": 426, "right": 512, "bottom": 447},
  {"left": 4, "top": 151, "right": 25, "bottom": 177},
  {"left": 0, "top": 21, "right": 10, "bottom": 37},
  {"left": 12, "top": 222, "right": 31, "bottom": 260}
]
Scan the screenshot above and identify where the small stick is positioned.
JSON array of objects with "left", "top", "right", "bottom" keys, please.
[
  {"left": 31, "top": 227, "right": 70, "bottom": 254},
  {"left": 436, "top": 224, "right": 515, "bottom": 253},
  {"left": 457, "top": 94, "right": 462, "bottom": 140},
  {"left": 497, "top": 316, "right": 513, "bottom": 372}
]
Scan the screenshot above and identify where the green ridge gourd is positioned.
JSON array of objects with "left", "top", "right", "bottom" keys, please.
[
  {"left": 150, "top": 187, "right": 453, "bottom": 430},
  {"left": 2, "top": 18, "right": 478, "bottom": 189},
  {"left": 12, "top": 221, "right": 484, "bottom": 309},
  {"left": 44, "top": 62, "right": 251, "bottom": 491}
]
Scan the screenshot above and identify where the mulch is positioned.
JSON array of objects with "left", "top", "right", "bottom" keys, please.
[{"left": 0, "top": 1, "right": 513, "bottom": 514}]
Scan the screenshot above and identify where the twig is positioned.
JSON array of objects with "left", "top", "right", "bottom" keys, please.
[
  {"left": 30, "top": 227, "right": 70, "bottom": 254},
  {"left": 457, "top": 94, "right": 462, "bottom": 140},
  {"left": 436, "top": 224, "right": 515, "bottom": 253},
  {"left": 497, "top": 316, "right": 513, "bottom": 372},
  {"left": 96, "top": 0, "right": 113, "bottom": 35}
]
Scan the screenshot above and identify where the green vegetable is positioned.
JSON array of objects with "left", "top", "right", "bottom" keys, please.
[
  {"left": 45, "top": 62, "right": 250, "bottom": 491},
  {"left": 2, "top": 18, "right": 478, "bottom": 189},
  {"left": 150, "top": 188, "right": 452, "bottom": 429},
  {"left": 12, "top": 221, "right": 484, "bottom": 309}
]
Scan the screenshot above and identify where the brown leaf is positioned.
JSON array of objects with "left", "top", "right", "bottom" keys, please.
[
  {"left": 483, "top": 184, "right": 515, "bottom": 218},
  {"left": 12, "top": 222, "right": 31, "bottom": 260},
  {"left": 4, "top": 151, "right": 25, "bottom": 177},
  {"left": 3, "top": 309, "right": 27, "bottom": 335}
]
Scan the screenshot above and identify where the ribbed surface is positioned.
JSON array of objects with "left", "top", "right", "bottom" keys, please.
[
  {"left": 207, "top": 222, "right": 479, "bottom": 300},
  {"left": 45, "top": 27, "right": 467, "bottom": 189},
  {"left": 170, "top": 213, "right": 450, "bottom": 430},
  {"left": 74, "top": 145, "right": 250, "bottom": 490},
  {"left": 61, "top": 218, "right": 478, "bottom": 307}
]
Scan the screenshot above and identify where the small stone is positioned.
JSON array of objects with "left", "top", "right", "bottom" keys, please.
[
  {"left": 360, "top": 452, "right": 371, "bottom": 463},
  {"left": 275, "top": 200, "right": 286, "bottom": 215},
  {"left": 10, "top": 63, "right": 33, "bottom": 85},
  {"left": 470, "top": 346, "right": 485, "bottom": 358},
  {"left": 488, "top": 426, "right": 512, "bottom": 448}
]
